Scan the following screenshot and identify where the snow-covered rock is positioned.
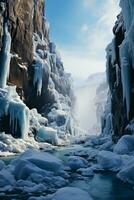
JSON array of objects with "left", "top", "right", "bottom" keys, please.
[
  {"left": 114, "top": 135, "right": 134, "bottom": 154},
  {"left": 117, "top": 158, "right": 134, "bottom": 185},
  {"left": 11, "top": 149, "right": 63, "bottom": 176},
  {"left": 97, "top": 150, "right": 122, "bottom": 171},
  {"left": 0, "top": 132, "right": 53, "bottom": 155},
  {"left": 29, "top": 109, "right": 48, "bottom": 133}
]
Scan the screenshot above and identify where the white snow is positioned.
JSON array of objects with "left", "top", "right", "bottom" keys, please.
[{"left": 0, "top": 132, "right": 53, "bottom": 155}]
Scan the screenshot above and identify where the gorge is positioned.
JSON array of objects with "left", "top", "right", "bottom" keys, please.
[{"left": 0, "top": 0, "right": 134, "bottom": 200}]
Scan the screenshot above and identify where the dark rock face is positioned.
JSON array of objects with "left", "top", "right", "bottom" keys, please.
[{"left": 105, "top": 13, "right": 127, "bottom": 139}]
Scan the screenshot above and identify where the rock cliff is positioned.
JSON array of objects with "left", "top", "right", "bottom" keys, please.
[
  {"left": 103, "top": 0, "right": 134, "bottom": 140},
  {"left": 0, "top": 0, "right": 74, "bottom": 140}
]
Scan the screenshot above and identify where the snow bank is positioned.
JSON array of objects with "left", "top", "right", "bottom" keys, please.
[
  {"left": 37, "top": 126, "right": 59, "bottom": 145},
  {"left": 50, "top": 187, "right": 92, "bottom": 200},
  {"left": 0, "top": 132, "right": 53, "bottom": 155},
  {"left": 114, "top": 135, "right": 134, "bottom": 154}
]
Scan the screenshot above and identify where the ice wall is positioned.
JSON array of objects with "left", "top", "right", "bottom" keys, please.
[{"left": 104, "top": 0, "right": 134, "bottom": 138}]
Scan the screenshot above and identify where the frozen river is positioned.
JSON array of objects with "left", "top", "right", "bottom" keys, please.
[{"left": 1, "top": 144, "right": 134, "bottom": 200}]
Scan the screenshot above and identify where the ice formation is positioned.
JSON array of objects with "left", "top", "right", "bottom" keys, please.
[
  {"left": 119, "top": 0, "right": 134, "bottom": 118},
  {"left": 119, "top": 0, "right": 134, "bottom": 32},
  {"left": 37, "top": 126, "right": 59, "bottom": 145},
  {"left": 120, "top": 40, "right": 131, "bottom": 118},
  {"left": 33, "top": 58, "right": 49, "bottom": 96},
  {"left": 0, "top": 86, "right": 30, "bottom": 139},
  {"left": 0, "top": 23, "right": 11, "bottom": 89},
  {"left": 8, "top": 100, "right": 29, "bottom": 139}
]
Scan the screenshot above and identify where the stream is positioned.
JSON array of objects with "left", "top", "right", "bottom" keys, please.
[
  {"left": 54, "top": 145, "right": 134, "bottom": 200},
  {"left": 1, "top": 144, "right": 134, "bottom": 200}
]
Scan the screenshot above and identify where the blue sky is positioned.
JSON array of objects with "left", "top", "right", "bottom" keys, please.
[{"left": 46, "top": 0, "right": 120, "bottom": 80}]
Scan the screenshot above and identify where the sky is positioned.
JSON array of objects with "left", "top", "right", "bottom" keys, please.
[{"left": 46, "top": 0, "right": 120, "bottom": 81}]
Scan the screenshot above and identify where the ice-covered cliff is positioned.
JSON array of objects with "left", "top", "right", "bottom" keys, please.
[
  {"left": 0, "top": 0, "right": 75, "bottom": 145},
  {"left": 103, "top": 0, "right": 134, "bottom": 140}
]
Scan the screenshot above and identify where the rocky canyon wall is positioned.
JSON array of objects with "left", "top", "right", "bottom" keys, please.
[{"left": 103, "top": 0, "right": 134, "bottom": 140}]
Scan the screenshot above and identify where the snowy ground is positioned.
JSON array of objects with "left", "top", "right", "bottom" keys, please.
[{"left": 0, "top": 133, "right": 134, "bottom": 199}]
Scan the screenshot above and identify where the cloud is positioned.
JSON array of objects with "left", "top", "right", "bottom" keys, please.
[
  {"left": 81, "top": 24, "right": 89, "bottom": 33},
  {"left": 59, "top": 0, "right": 120, "bottom": 80},
  {"left": 83, "top": 0, "right": 96, "bottom": 8},
  {"left": 86, "top": 0, "right": 120, "bottom": 58},
  {"left": 60, "top": 49, "right": 105, "bottom": 79}
]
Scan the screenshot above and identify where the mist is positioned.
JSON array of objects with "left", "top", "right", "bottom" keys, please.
[{"left": 74, "top": 73, "right": 106, "bottom": 134}]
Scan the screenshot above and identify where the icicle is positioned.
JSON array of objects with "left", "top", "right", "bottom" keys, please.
[
  {"left": 120, "top": 40, "right": 131, "bottom": 119},
  {"left": 33, "top": 58, "right": 43, "bottom": 96},
  {"left": 33, "top": 58, "right": 49, "bottom": 96},
  {"left": 0, "top": 23, "right": 11, "bottom": 88},
  {"left": 8, "top": 100, "right": 29, "bottom": 139}
]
